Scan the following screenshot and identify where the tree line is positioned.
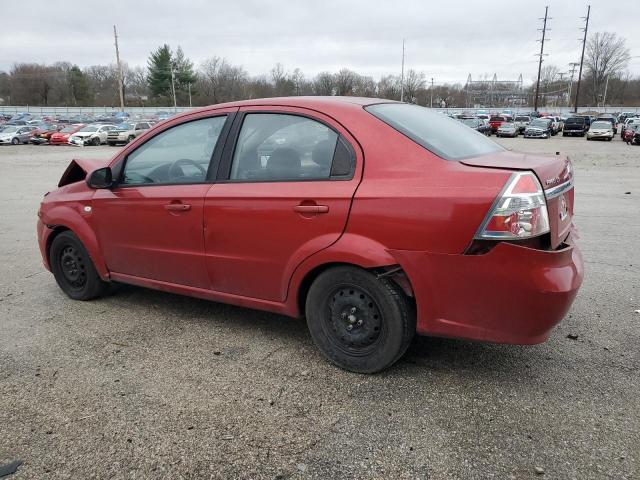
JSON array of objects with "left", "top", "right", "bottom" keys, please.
[{"left": 0, "top": 32, "right": 636, "bottom": 108}]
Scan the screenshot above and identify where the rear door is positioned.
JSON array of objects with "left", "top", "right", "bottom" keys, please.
[{"left": 203, "top": 106, "right": 362, "bottom": 301}]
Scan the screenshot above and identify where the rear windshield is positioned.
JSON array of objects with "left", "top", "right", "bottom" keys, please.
[
  {"left": 490, "top": 116, "right": 506, "bottom": 122},
  {"left": 366, "top": 103, "right": 505, "bottom": 160},
  {"left": 566, "top": 117, "right": 585, "bottom": 124},
  {"left": 515, "top": 116, "right": 530, "bottom": 122},
  {"left": 591, "top": 121, "right": 611, "bottom": 129}
]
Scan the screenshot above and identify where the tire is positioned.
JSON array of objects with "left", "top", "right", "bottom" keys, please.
[
  {"left": 563, "top": 133, "right": 567, "bottom": 137},
  {"left": 91, "top": 136, "right": 101, "bottom": 146},
  {"left": 107, "top": 142, "right": 116, "bottom": 146},
  {"left": 11, "top": 137, "right": 19, "bottom": 145},
  {"left": 127, "top": 135, "right": 135, "bottom": 143},
  {"left": 49, "top": 231, "right": 108, "bottom": 301},
  {"left": 587, "top": 137, "right": 591, "bottom": 140},
  {"left": 305, "top": 266, "right": 416, "bottom": 373}
]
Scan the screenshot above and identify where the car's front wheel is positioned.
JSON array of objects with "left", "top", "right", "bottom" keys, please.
[
  {"left": 11, "top": 137, "right": 19, "bottom": 145},
  {"left": 92, "top": 137, "right": 101, "bottom": 146},
  {"left": 305, "top": 266, "right": 415, "bottom": 373},
  {"left": 50, "top": 231, "right": 108, "bottom": 300}
]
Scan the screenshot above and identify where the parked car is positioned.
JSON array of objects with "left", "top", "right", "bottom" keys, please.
[
  {"left": 30, "top": 124, "right": 62, "bottom": 145},
  {"left": 0, "top": 125, "right": 35, "bottom": 144},
  {"left": 550, "top": 115, "right": 563, "bottom": 134},
  {"left": 488, "top": 115, "right": 512, "bottom": 134},
  {"left": 623, "top": 124, "right": 640, "bottom": 145},
  {"left": 563, "top": 117, "right": 589, "bottom": 137},
  {"left": 595, "top": 115, "right": 618, "bottom": 134},
  {"left": 50, "top": 124, "right": 86, "bottom": 145},
  {"left": 461, "top": 118, "right": 491, "bottom": 135},
  {"left": 524, "top": 118, "right": 553, "bottom": 139},
  {"left": 496, "top": 122, "right": 519, "bottom": 137},
  {"left": 621, "top": 117, "right": 640, "bottom": 139},
  {"left": 36, "top": 98, "right": 583, "bottom": 373},
  {"left": 586, "top": 120, "right": 614, "bottom": 141},
  {"left": 514, "top": 115, "right": 531, "bottom": 134},
  {"left": 106, "top": 122, "right": 151, "bottom": 145},
  {"left": 69, "top": 124, "right": 116, "bottom": 146}
]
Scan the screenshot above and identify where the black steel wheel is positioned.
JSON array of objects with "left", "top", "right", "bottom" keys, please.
[
  {"left": 306, "top": 266, "right": 415, "bottom": 373},
  {"left": 50, "top": 231, "right": 108, "bottom": 300}
]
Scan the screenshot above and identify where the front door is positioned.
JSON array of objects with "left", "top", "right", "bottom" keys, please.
[
  {"left": 204, "top": 107, "right": 362, "bottom": 301},
  {"left": 93, "top": 114, "right": 231, "bottom": 288}
]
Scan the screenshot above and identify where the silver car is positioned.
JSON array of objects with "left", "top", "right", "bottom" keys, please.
[
  {"left": 496, "top": 122, "right": 519, "bottom": 138},
  {"left": 0, "top": 125, "right": 33, "bottom": 145}
]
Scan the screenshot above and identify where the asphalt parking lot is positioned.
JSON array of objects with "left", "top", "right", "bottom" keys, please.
[{"left": 0, "top": 135, "right": 638, "bottom": 479}]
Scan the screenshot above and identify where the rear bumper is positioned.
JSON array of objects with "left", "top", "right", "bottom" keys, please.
[{"left": 390, "top": 232, "right": 584, "bottom": 344}]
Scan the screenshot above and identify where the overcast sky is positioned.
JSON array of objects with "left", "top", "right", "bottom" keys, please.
[{"left": 4, "top": 0, "right": 639, "bottom": 85}]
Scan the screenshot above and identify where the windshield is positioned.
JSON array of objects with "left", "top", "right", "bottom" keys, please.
[
  {"left": 115, "top": 123, "right": 133, "bottom": 130},
  {"left": 2, "top": 126, "right": 18, "bottom": 133},
  {"left": 60, "top": 126, "right": 77, "bottom": 133},
  {"left": 79, "top": 126, "right": 99, "bottom": 132},
  {"left": 515, "top": 116, "right": 529, "bottom": 122},
  {"left": 462, "top": 119, "right": 478, "bottom": 127},
  {"left": 591, "top": 122, "right": 611, "bottom": 129},
  {"left": 530, "top": 119, "right": 550, "bottom": 128},
  {"left": 366, "top": 103, "right": 505, "bottom": 160}
]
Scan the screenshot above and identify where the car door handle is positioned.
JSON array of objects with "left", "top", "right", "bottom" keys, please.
[
  {"left": 293, "top": 204, "right": 329, "bottom": 214},
  {"left": 164, "top": 203, "right": 191, "bottom": 212}
]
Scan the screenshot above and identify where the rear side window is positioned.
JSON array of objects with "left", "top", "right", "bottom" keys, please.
[
  {"left": 229, "top": 113, "right": 352, "bottom": 181},
  {"left": 366, "top": 103, "right": 504, "bottom": 160}
]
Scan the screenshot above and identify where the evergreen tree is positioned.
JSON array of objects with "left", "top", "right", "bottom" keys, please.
[
  {"left": 147, "top": 44, "right": 172, "bottom": 98},
  {"left": 173, "top": 46, "right": 196, "bottom": 92},
  {"left": 68, "top": 65, "right": 91, "bottom": 105}
]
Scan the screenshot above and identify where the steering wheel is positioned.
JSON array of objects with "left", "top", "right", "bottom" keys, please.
[{"left": 168, "top": 158, "right": 207, "bottom": 181}]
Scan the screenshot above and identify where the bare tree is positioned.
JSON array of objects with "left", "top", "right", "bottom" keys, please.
[
  {"left": 403, "top": 69, "right": 425, "bottom": 103},
  {"left": 198, "top": 57, "right": 248, "bottom": 104},
  {"left": 313, "top": 72, "right": 334, "bottom": 96},
  {"left": 334, "top": 69, "right": 358, "bottom": 96},
  {"left": 585, "top": 32, "right": 630, "bottom": 104},
  {"left": 377, "top": 75, "right": 401, "bottom": 100}
]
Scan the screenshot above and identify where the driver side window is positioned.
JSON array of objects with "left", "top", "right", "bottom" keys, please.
[{"left": 122, "top": 116, "right": 226, "bottom": 185}]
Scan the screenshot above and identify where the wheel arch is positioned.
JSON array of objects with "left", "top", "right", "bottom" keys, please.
[
  {"left": 288, "top": 234, "right": 415, "bottom": 318},
  {"left": 43, "top": 207, "right": 109, "bottom": 280}
]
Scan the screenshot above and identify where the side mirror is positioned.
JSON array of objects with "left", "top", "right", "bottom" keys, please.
[{"left": 87, "top": 167, "right": 113, "bottom": 189}]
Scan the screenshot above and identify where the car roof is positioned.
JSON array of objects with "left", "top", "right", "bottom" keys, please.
[{"left": 177, "top": 96, "right": 397, "bottom": 118}]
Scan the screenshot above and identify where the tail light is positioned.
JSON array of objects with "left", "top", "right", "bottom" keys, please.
[{"left": 475, "top": 172, "right": 550, "bottom": 240}]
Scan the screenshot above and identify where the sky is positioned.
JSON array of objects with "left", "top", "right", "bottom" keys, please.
[{"left": 4, "top": 0, "right": 639, "bottom": 86}]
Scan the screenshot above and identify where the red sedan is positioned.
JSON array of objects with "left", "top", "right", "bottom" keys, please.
[
  {"left": 37, "top": 98, "right": 583, "bottom": 373},
  {"left": 49, "top": 124, "right": 85, "bottom": 145}
]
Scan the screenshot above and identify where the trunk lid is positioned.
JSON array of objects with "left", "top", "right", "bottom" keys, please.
[{"left": 462, "top": 150, "right": 574, "bottom": 249}]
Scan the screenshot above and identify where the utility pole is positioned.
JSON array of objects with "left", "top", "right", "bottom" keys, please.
[
  {"left": 429, "top": 77, "right": 434, "bottom": 108},
  {"left": 601, "top": 75, "right": 609, "bottom": 109},
  {"left": 170, "top": 63, "right": 177, "bottom": 112},
  {"left": 568, "top": 62, "right": 579, "bottom": 108},
  {"left": 400, "top": 39, "right": 405, "bottom": 102},
  {"left": 113, "top": 25, "right": 125, "bottom": 112},
  {"left": 534, "top": 6, "right": 550, "bottom": 112},
  {"left": 557, "top": 72, "right": 566, "bottom": 107},
  {"left": 574, "top": 5, "right": 590, "bottom": 113},
  {"left": 188, "top": 83, "right": 192, "bottom": 108}
]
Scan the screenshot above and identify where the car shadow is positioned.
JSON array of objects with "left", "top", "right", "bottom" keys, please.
[{"left": 107, "top": 283, "right": 543, "bottom": 376}]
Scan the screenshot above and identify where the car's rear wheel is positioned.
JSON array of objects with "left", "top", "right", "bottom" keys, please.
[
  {"left": 305, "top": 266, "right": 415, "bottom": 373},
  {"left": 50, "top": 231, "right": 108, "bottom": 300}
]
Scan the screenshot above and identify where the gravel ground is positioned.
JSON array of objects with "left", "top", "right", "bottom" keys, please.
[{"left": 0, "top": 135, "right": 638, "bottom": 479}]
